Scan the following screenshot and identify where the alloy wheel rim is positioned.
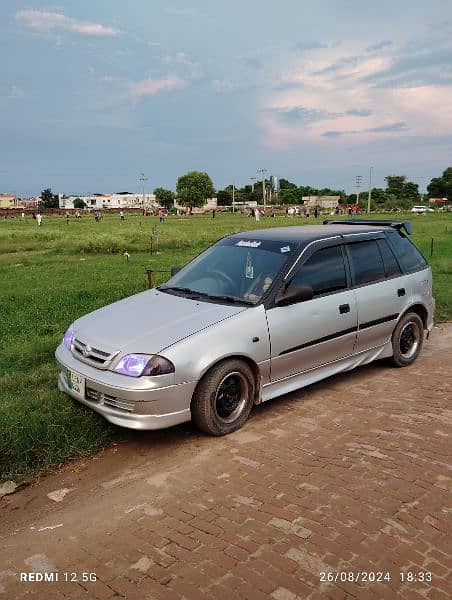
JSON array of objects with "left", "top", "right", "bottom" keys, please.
[
  {"left": 214, "top": 372, "right": 248, "bottom": 424},
  {"left": 399, "top": 321, "right": 421, "bottom": 359}
]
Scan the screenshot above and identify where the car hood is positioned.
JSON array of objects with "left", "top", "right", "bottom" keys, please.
[{"left": 73, "top": 289, "right": 247, "bottom": 355}]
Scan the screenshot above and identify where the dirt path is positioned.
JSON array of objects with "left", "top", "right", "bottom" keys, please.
[{"left": 1, "top": 325, "right": 451, "bottom": 599}]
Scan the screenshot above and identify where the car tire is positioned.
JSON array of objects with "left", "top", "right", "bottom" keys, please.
[
  {"left": 191, "top": 359, "right": 255, "bottom": 436},
  {"left": 391, "top": 312, "right": 424, "bottom": 367}
]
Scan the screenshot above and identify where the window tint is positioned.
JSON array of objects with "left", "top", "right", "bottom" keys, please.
[
  {"left": 292, "top": 246, "right": 347, "bottom": 296},
  {"left": 377, "top": 238, "right": 402, "bottom": 278},
  {"left": 385, "top": 230, "right": 427, "bottom": 273},
  {"left": 347, "top": 241, "right": 385, "bottom": 285}
]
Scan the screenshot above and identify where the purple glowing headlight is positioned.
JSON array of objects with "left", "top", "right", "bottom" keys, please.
[
  {"left": 114, "top": 354, "right": 175, "bottom": 378},
  {"left": 114, "top": 354, "right": 150, "bottom": 377},
  {"left": 63, "top": 326, "right": 74, "bottom": 349}
]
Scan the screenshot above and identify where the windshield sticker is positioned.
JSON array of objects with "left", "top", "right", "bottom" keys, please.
[
  {"left": 280, "top": 246, "right": 290, "bottom": 253},
  {"left": 236, "top": 240, "right": 261, "bottom": 248},
  {"left": 245, "top": 253, "right": 254, "bottom": 279}
]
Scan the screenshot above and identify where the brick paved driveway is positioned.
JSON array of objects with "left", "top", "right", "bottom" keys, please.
[{"left": 1, "top": 325, "right": 451, "bottom": 599}]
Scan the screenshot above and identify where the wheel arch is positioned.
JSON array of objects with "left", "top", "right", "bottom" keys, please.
[
  {"left": 401, "top": 303, "right": 428, "bottom": 328},
  {"left": 191, "top": 354, "right": 262, "bottom": 408}
]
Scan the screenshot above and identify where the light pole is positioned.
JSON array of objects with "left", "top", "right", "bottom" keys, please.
[
  {"left": 251, "top": 177, "right": 257, "bottom": 193},
  {"left": 139, "top": 173, "right": 148, "bottom": 208},
  {"left": 367, "top": 167, "right": 373, "bottom": 214},
  {"left": 257, "top": 168, "right": 267, "bottom": 208},
  {"left": 355, "top": 175, "right": 363, "bottom": 207}
]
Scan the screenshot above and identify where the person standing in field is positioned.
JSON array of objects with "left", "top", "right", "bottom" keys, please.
[
  {"left": 120, "top": 210, "right": 125, "bottom": 221},
  {"left": 36, "top": 213, "right": 42, "bottom": 226},
  {"left": 255, "top": 208, "right": 260, "bottom": 222},
  {"left": 21, "top": 211, "right": 25, "bottom": 219}
]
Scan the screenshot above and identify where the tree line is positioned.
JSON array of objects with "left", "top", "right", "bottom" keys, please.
[{"left": 39, "top": 167, "right": 452, "bottom": 209}]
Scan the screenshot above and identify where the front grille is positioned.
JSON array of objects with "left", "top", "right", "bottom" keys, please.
[
  {"left": 85, "top": 387, "right": 135, "bottom": 413},
  {"left": 72, "top": 338, "right": 114, "bottom": 367}
]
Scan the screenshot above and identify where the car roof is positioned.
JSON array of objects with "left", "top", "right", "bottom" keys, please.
[{"left": 228, "top": 224, "right": 389, "bottom": 244}]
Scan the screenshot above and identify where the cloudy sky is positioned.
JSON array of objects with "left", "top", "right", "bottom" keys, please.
[{"left": 1, "top": 0, "right": 452, "bottom": 195}]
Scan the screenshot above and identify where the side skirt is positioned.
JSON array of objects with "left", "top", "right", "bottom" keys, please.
[{"left": 262, "top": 341, "right": 393, "bottom": 403}]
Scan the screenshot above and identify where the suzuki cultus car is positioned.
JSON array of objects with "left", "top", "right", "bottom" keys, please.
[{"left": 56, "top": 220, "right": 434, "bottom": 435}]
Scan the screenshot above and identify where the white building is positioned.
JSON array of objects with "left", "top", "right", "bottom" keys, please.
[
  {"left": 59, "top": 192, "right": 156, "bottom": 210},
  {"left": 174, "top": 197, "right": 218, "bottom": 213},
  {"left": 302, "top": 195, "right": 340, "bottom": 210}
]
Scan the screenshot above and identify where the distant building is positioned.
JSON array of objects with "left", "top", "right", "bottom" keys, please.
[
  {"left": 302, "top": 195, "right": 340, "bottom": 210},
  {"left": 174, "top": 197, "right": 218, "bottom": 213},
  {"left": 0, "top": 193, "right": 18, "bottom": 209},
  {"left": 59, "top": 192, "right": 156, "bottom": 210},
  {"left": 428, "top": 197, "right": 447, "bottom": 205}
]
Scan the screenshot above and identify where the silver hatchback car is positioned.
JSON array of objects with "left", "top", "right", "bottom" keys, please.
[{"left": 56, "top": 220, "right": 435, "bottom": 435}]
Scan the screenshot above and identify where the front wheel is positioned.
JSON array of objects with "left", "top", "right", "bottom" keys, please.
[
  {"left": 391, "top": 312, "right": 424, "bottom": 367},
  {"left": 191, "top": 359, "right": 255, "bottom": 435}
]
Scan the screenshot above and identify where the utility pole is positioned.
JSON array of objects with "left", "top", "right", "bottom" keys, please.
[
  {"left": 355, "top": 175, "right": 363, "bottom": 206},
  {"left": 232, "top": 181, "right": 235, "bottom": 213},
  {"left": 367, "top": 167, "right": 373, "bottom": 214},
  {"left": 257, "top": 168, "right": 267, "bottom": 208},
  {"left": 139, "top": 173, "right": 148, "bottom": 208},
  {"left": 251, "top": 177, "right": 256, "bottom": 193}
]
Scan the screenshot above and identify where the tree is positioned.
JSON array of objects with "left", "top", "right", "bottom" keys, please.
[
  {"left": 402, "top": 181, "right": 420, "bottom": 200},
  {"left": 176, "top": 171, "right": 215, "bottom": 209},
  {"left": 154, "top": 187, "right": 175, "bottom": 210},
  {"left": 216, "top": 190, "right": 232, "bottom": 206},
  {"left": 385, "top": 175, "right": 406, "bottom": 199},
  {"left": 427, "top": 167, "right": 452, "bottom": 201},
  {"left": 40, "top": 188, "right": 59, "bottom": 208},
  {"left": 279, "top": 187, "right": 301, "bottom": 204},
  {"left": 370, "top": 188, "right": 388, "bottom": 206},
  {"left": 73, "top": 197, "right": 86, "bottom": 209}
]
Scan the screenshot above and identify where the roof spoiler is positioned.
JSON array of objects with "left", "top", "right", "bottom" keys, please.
[{"left": 322, "top": 219, "right": 413, "bottom": 235}]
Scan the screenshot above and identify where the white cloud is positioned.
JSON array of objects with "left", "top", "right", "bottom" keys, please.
[
  {"left": 8, "top": 85, "right": 24, "bottom": 98},
  {"left": 128, "top": 76, "right": 185, "bottom": 101},
  {"left": 260, "top": 42, "right": 452, "bottom": 148},
  {"left": 16, "top": 10, "right": 119, "bottom": 37},
  {"left": 211, "top": 79, "right": 235, "bottom": 92}
]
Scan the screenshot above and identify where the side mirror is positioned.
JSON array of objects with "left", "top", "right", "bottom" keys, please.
[
  {"left": 170, "top": 266, "right": 182, "bottom": 276},
  {"left": 275, "top": 284, "right": 314, "bottom": 307}
]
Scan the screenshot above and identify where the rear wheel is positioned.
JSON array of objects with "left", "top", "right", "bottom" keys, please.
[
  {"left": 191, "top": 359, "right": 255, "bottom": 435},
  {"left": 391, "top": 312, "right": 424, "bottom": 367}
]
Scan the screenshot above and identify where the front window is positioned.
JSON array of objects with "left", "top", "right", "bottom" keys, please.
[
  {"left": 160, "top": 238, "right": 296, "bottom": 304},
  {"left": 291, "top": 245, "right": 347, "bottom": 296}
]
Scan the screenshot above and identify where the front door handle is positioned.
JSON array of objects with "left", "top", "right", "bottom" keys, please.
[
  {"left": 339, "top": 304, "right": 350, "bottom": 314},
  {"left": 398, "top": 288, "right": 406, "bottom": 297}
]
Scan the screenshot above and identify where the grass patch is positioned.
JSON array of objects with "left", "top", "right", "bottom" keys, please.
[{"left": 1, "top": 211, "right": 451, "bottom": 482}]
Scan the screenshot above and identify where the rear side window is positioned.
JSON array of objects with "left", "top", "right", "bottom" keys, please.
[
  {"left": 385, "top": 230, "right": 427, "bottom": 273},
  {"left": 292, "top": 246, "right": 347, "bottom": 296},
  {"left": 347, "top": 241, "right": 385, "bottom": 286},
  {"left": 377, "top": 239, "right": 402, "bottom": 278}
]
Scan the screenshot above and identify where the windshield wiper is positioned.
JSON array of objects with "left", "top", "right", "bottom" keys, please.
[
  {"left": 204, "top": 294, "right": 253, "bottom": 305},
  {"left": 158, "top": 286, "right": 201, "bottom": 297}
]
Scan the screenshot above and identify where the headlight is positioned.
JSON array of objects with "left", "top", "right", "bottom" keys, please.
[
  {"left": 63, "top": 326, "right": 74, "bottom": 349},
  {"left": 114, "top": 354, "right": 175, "bottom": 378}
]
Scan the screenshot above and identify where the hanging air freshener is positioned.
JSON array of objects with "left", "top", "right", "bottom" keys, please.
[{"left": 245, "top": 252, "right": 254, "bottom": 279}]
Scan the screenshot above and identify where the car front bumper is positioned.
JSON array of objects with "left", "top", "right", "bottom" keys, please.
[{"left": 55, "top": 344, "right": 195, "bottom": 430}]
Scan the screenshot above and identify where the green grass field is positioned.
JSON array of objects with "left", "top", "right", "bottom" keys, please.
[{"left": 1, "top": 211, "right": 451, "bottom": 483}]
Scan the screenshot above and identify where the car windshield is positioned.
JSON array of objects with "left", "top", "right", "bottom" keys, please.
[{"left": 160, "top": 237, "right": 296, "bottom": 304}]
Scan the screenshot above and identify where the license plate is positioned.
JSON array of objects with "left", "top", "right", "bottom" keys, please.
[{"left": 66, "top": 369, "right": 85, "bottom": 397}]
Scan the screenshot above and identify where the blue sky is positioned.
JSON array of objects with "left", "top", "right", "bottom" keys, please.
[{"left": 1, "top": 0, "right": 452, "bottom": 196}]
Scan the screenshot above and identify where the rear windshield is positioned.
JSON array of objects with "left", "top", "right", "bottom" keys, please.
[{"left": 385, "top": 230, "right": 427, "bottom": 273}]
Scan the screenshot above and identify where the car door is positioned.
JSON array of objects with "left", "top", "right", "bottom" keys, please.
[
  {"left": 345, "top": 237, "right": 409, "bottom": 353},
  {"left": 266, "top": 244, "right": 358, "bottom": 382}
]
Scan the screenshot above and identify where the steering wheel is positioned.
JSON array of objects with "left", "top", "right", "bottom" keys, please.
[{"left": 209, "top": 269, "right": 235, "bottom": 290}]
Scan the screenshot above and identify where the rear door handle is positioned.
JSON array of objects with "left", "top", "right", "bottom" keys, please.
[
  {"left": 339, "top": 304, "right": 350, "bottom": 314},
  {"left": 397, "top": 288, "right": 406, "bottom": 297}
]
